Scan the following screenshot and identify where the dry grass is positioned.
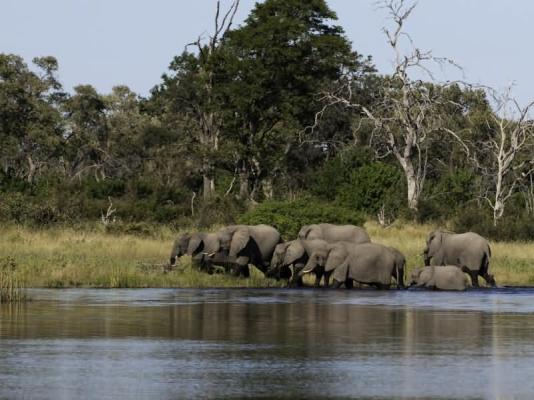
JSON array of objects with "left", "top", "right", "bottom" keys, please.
[
  {"left": 365, "top": 221, "right": 534, "bottom": 286},
  {"left": 0, "top": 222, "right": 532, "bottom": 288},
  {"left": 0, "top": 225, "right": 282, "bottom": 289}
]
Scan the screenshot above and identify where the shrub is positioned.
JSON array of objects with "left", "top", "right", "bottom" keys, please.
[
  {"left": 453, "top": 204, "right": 534, "bottom": 241},
  {"left": 337, "top": 162, "right": 405, "bottom": 217},
  {"left": 238, "top": 198, "right": 364, "bottom": 239},
  {"left": 310, "top": 147, "right": 373, "bottom": 200}
]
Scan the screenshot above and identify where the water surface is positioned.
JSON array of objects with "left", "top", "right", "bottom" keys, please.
[{"left": 1, "top": 288, "right": 534, "bottom": 399}]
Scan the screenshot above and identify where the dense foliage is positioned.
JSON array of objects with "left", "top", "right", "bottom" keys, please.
[{"left": 1, "top": 0, "right": 534, "bottom": 240}]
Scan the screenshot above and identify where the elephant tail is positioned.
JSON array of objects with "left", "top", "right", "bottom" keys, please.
[{"left": 482, "top": 247, "right": 491, "bottom": 274}]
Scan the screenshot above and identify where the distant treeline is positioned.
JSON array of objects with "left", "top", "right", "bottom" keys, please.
[{"left": 1, "top": 0, "right": 534, "bottom": 241}]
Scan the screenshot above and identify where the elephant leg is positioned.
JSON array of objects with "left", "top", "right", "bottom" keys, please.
[
  {"left": 482, "top": 272, "right": 496, "bottom": 287},
  {"left": 314, "top": 271, "right": 323, "bottom": 288},
  {"left": 345, "top": 279, "right": 354, "bottom": 289},
  {"left": 469, "top": 270, "right": 479, "bottom": 288},
  {"left": 332, "top": 280, "right": 343, "bottom": 289},
  {"left": 323, "top": 272, "right": 331, "bottom": 288}
]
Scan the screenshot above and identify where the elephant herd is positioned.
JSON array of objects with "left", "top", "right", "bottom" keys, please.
[{"left": 169, "top": 223, "right": 497, "bottom": 290}]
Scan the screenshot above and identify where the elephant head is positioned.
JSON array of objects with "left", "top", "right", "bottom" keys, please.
[
  {"left": 216, "top": 225, "right": 257, "bottom": 258},
  {"left": 409, "top": 267, "right": 425, "bottom": 286},
  {"left": 300, "top": 250, "right": 327, "bottom": 276},
  {"left": 300, "top": 243, "right": 346, "bottom": 276},
  {"left": 169, "top": 233, "right": 191, "bottom": 266},
  {"left": 267, "top": 241, "right": 292, "bottom": 278},
  {"left": 424, "top": 230, "right": 444, "bottom": 266}
]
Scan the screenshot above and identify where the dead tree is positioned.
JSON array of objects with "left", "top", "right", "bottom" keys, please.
[
  {"left": 187, "top": 0, "right": 240, "bottom": 201},
  {"left": 447, "top": 87, "right": 534, "bottom": 225},
  {"left": 309, "top": 0, "right": 459, "bottom": 213}
]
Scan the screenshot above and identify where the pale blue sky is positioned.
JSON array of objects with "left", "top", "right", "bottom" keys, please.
[{"left": 2, "top": 0, "right": 533, "bottom": 105}]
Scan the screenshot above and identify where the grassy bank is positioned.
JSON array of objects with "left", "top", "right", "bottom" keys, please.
[{"left": 0, "top": 223, "right": 533, "bottom": 288}]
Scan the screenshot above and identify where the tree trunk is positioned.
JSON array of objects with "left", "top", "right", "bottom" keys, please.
[
  {"left": 27, "top": 156, "right": 36, "bottom": 184},
  {"left": 262, "top": 177, "right": 274, "bottom": 200},
  {"left": 202, "top": 160, "right": 215, "bottom": 201},
  {"left": 202, "top": 172, "right": 215, "bottom": 201},
  {"left": 238, "top": 170, "right": 249, "bottom": 201}
]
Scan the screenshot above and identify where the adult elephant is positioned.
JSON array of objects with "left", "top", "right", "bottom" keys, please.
[
  {"left": 169, "top": 232, "right": 221, "bottom": 272},
  {"left": 409, "top": 266, "right": 471, "bottom": 291},
  {"left": 301, "top": 242, "right": 402, "bottom": 289},
  {"left": 298, "top": 223, "right": 370, "bottom": 245},
  {"left": 423, "top": 230, "right": 495, "bottom": 287},
  {"left": 207, "top": 224, "right": 281, "bottom": 277},
  {"left": 268, "top": 239, "right": 329, "bottom": 287}
]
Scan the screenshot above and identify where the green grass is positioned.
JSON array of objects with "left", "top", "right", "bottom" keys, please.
[{"left": 0, "top": 222, "right": 533, "bottom": 289}]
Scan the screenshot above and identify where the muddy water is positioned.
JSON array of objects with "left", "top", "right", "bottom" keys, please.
[{"left": 1, "top": 288, "right": 534, "bottom": 399}]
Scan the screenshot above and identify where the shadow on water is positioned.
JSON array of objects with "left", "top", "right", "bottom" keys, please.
[{"left": 1, "top": 288, "right": 534, "bottom": 399}]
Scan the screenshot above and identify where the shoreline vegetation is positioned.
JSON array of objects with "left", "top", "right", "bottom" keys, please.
[{"left": 0, "top": 222, "right": 533, "bottom": 291}]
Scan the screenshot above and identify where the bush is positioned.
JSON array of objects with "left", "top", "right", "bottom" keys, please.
[
  {"left": 337, "top": 162, "right": 405, "bottom": 217},
  {"left": 453, "top": 204, "right": 534, "bottom": 241},
  {"left": 238, "top": 198, "right": 364, "bottom": 239},
  {"left": 310, "top": 147, "right": 373, "bottom": 200}
]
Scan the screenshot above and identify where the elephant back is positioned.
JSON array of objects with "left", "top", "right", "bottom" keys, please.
[{"left": 313, "top": 224, "right": 370, "bottom": 245}]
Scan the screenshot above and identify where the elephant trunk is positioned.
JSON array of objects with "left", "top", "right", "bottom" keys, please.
[{"left": 423, "top": 248, "right": 431, "bottom": 266}]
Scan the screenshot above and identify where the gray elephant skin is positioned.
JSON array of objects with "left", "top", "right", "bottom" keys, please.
[
  {"left": 423, "top": 230, "right": 495, "bottom": 287},
  {"left": 298, "top": 224, "right": 370, "bottom": 245},
  {"left": 269, "top": 239, "right": 331, "bottom": 287},
  {"left": 301, "top": 242, "right": 405, "bottom": 289},
  {"left": 169, "top": 232, "right": 221, "bottom": 272},
  {"left": 410, "top": 266, "right": 471, "bottom": 291},
  {"left": 207, "top": 224, "right": 281, "bottom": 277}
]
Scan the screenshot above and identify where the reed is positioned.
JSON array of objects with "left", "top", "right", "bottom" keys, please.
[{"left": 0, "top": 257, "right": 27, "bottom": 302}]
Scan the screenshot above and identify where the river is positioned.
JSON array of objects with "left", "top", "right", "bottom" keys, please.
[{"left": 1, "top": 288, "right": 534, "bottom": 399}]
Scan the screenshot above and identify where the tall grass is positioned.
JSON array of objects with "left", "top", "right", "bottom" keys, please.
[
  {"left": 0, "top": 257, "right": 27, "bottom": 302},
  {"left": 0, "top": 225, "right": 283, "bottom": 288},
  {"left": 0, "top": 222, "right": 533, "bottom": 288}
]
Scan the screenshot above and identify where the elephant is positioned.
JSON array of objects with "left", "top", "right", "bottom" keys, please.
[
  {"left": 206, "top": 224, "right": 281, "bottom": 277},
  {"left": 409, "top": 266, "right": 471, "bottom": 291},
  {"left": 423, "top": 230, "right": 495, "bottom": 287},
  {"left": 169, "top": 232, "right": 221, "bottom": 273},
  {"left": 268, "top": 239, "right": 330, "bottom": 287},
  {"left": 298, "top": 223, "right": 370, "bottom": 245},
  {"left": 301, "top": 242, "right": 402, "bottom": 289}
]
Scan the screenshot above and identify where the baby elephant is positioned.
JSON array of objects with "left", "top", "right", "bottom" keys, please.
[{"left": 410, "top": 266, "right": 471, "bottom": 291}]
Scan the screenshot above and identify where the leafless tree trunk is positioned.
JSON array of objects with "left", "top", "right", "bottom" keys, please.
[
  {"left": 188, "top": 0, "right": 240, "bottom": 201},
  {"left": 308, "top": 0, "right": 457, "bottom": 214},
  {"left": 447, "top": 87, "right": 534, "bottom": 225}
]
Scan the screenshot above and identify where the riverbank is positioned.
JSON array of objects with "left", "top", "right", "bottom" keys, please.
[{"left": 0, "top": 223, "right": 532, "bottom": 288}]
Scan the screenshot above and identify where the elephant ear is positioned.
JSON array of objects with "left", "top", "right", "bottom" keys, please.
[
  {"left": 298, "top": 225, "right": 313, "bottom": 239},
  {"left": 229, "top": 228, "right": 250, "bottom": 257},
  {"left": 187, "top": 234, "right": 204, "bottom": 255},
  {"left": 284, "top": 241, "right": 305, "bottom": 265},
  {"left": 331, "top": 258, "right": 349, "bottom": 283},
  {"left": 325, "top": 246, "right": 346, "bottom": 272},
  {"left": 427, "top": 231, "right": 442, "bottom": 257}
]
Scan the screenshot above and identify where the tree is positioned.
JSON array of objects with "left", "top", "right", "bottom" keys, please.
[
  {"left": 63, "top": 85, "right": 110, "bottom": 181},
  {"left": 221, "top": 0, "right": 367, "bottom": 201},
  {"left": 316, "top": 0, "right": 461, "bottom": 213},
  {"left": 449, "top": 87, "right": 534, "bottom": 225},
  {"left": 0, "top": 54, "right": 64, "bottom": 182},
  {"left": 154, "top": 0, "right": 240, "bottom": 201}
]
